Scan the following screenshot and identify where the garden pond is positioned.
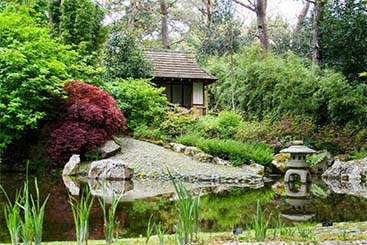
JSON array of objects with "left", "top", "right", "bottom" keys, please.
[{"left": 0, "top": 172, "right": 367, "bottom": 242}]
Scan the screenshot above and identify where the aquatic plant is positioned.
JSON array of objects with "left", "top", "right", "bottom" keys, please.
[
  {"left": 0, "top": 185, "right": 22, "bottom": 245},
  {"left": 272, "top": 215, "right": 294, "bottom": 238},
  {"left": 145, "top": 214, "right": 154, "bottom": 244},
  {"left": 155, "top": 222, "right": 165, "bottom": 245},
  {"left": 252, "top": 201, "right": 270, "bottom": 242},
  {"left": 1, "top": 167, "right": 49, "bottom": 245},
  {"left": 98, "top": 190, "right": 123, "bottom": 244},
  {"left": 19, "top": 179, "right": 33, "bottom": 245},
  {"left": 296, "top": 224, "right": 314, "bottom": 240},
  {"left": 30, "top": 178, "right": 49, "bottom": 245},
  {"left": 171, "top": 176, "right": 201, "bottom": 244},
  {"left": 69, "top": 187, "right": 94, "bottom": 245}
]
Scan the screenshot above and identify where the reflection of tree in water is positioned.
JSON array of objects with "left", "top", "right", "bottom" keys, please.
[
  {"left": 122, "top": 198, "right": 176, "bottom": 237},
  {"left": 312, "top": 194, "right": 367, "bottom": 222},
  {"left": 199, "top": 187, "right": 276, "bottom": 230}
]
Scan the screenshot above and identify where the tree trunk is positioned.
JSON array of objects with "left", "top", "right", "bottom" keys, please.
[
  {"left": 232, "top": 0, "right": 269, "bottom": 50},
  {"left": 128, "top": 0, "right": 137, "bottom": 29},
  {"left": 294, "top": 1, "right": 310, "bottom": 34},
  {"left": 204, "top": 0, "right": 215, "bottom": 24},
  {"left": 160, "top": 0, "right": 169, "bottom": 49},
  {"left": 255, "top": 0, "right": 269, "bottom": 50},
  {"left": 312, "top": 0, "right": 323, "bottom": 65}
]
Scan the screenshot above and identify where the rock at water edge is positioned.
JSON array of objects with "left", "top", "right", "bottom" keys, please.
[
  {"left": 248, "top": 163, "right": 265, "bottom": 176},
  {"left": 193, "top": 152, "right": 213, "bottom": 162},
  {"left": 97, "top": 140, "right": 121, "bottom": 158},
  {"left": 62, "top": 176, "right": 80, "bottom": 195},
  {"left": 170, "top": 143, "right": 187, "bottom": 153},
  {"left": 184, "top": 146, "right": 201, "bottom": 156},
  {"left": 213, "top": 157, "right": 230, "bottom": 166},
  {"left": 63, "top": 154, "right": 80, "bottom": 176},
  {"left": 322, "top": 158, "right": 367, "bottom": 181},
  {"left": 89, "top": 159, "right": 134, "bottom": 180}
]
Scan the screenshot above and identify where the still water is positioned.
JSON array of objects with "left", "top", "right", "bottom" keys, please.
[{"left": 0, "top": 172, "right": 367, "bottom": 242}]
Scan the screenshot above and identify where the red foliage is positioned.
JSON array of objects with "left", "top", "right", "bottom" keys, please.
[
  {"left": 64, "top": 81, "right": 126, "bottom": 133},
  {"left": 47, "top": 122, "right": 108, "bottom": 164},
  {"left": 46, "top": 81, "right": 126, "bottom": 165}
]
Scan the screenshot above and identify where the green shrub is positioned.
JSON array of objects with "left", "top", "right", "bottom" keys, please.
[
  {"left": 0, "top": 6, "right": 94, "bottom": 154},
  {"left": 177, "top": 134, "right": 273, "bottom": 166},
  {"left": 105, "top": 78, "right": 168, "bottom": 130},
  {"left": 159, "top": 106, "right": 200, "bottom": 138},
  {"left": 206, "top": 47, "right": 367, "bottom": 127},
  {"left": 196, "top": 111, "right": 242, "bottom": 139}
]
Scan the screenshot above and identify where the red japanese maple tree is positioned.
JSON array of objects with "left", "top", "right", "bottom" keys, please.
[{"left": 47, "top": 81, "right": 126, "bottom": 165}]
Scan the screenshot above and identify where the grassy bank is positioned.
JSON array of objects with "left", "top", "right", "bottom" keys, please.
[{"left": 1, "top": 222, "right": 367, "bottom": 244}]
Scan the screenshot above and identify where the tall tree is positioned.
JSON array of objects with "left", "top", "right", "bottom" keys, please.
[
  {"left": 195, "top": 0, "right": 243, "bottom": 58},
  {"left": 232, "top": 0, "right": 269, "bottom": 50},
  {"left": 104, "top": 25, "right": 152, "bottom": 79},
  {"left": 294, "top": 1, "right": 310, "bottom": 34},
  {"left": 160, "top": 0, "right": 169, "bottom": 48},
  {"left": 293, "top": 0, "right": 366, "bottom": 82},
  {"left": 48, "top": 0, "right": 107, "bottom": 57},
  {"left": 310, "top": 0, "right": 323, "bottom": 65},
  {"left": 319, "top": 0, "right": 367, "bottom": 82}
]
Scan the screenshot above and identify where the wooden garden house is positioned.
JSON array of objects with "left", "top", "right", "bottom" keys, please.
[{"left": 144, "top": 50, "right": 217, "bottom": 115}]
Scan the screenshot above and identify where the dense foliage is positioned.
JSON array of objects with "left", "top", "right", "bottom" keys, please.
[
  {"left": 104, "top": 79, "right": 168, "bottom": 130},
  {"left": 46, "top": 81, "right": 126, "bottom": 165},
  {"left": 206, "top": 47, "right": 367, "bottom": 127},
  {"left": 48, "top": 0, "right": 107, "bottom": 57},
  {"left": 104, "top": 27, "right": 152, "bottom": 79},
  {"left": 290, "top": 0, "right": 367, "bottom": 83},
  {"left": 0, "top": 6, "right": 93, "bottom": 156},
  {"left": 194, "top": 0, "right": 244, "bottom": 59},
  {"left": 319, "top": 0, "right": 367, "bottom": 83}
]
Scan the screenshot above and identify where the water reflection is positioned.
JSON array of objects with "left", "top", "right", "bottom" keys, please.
[
  {"left": 1, "top": 173, "right": 367, "bottom": 242},
  {"left": 280, "top": 181, "right": 315, "bottom": 222},
  {"left": 62, "top": 175, "right": 265, "bottom": 202}
]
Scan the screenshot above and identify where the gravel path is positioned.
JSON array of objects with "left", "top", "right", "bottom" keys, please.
[{"left": 111, "top": 137, "right": 264, "bottom": 184}]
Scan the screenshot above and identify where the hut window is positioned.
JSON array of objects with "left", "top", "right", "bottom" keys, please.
[
  {"left": 172, "top": 84, "right": 182, "bottom": 105},
  {"left": 160, "top": 82, "right": 192, "bottom": 108},
  {"left": 183, "top": 84, "right": 193, "bottom": 107},
  {"left": 164, "top": 84, "right": 171, "bottom": 99}
]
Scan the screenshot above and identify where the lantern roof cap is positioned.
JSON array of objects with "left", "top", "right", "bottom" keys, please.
[{"left": 280, "top": 140, "right": 316, "bottom": 154}]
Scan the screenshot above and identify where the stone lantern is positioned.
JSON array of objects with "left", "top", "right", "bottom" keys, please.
[{"left": 280, "top": 140, "right": 316, "bottom": 183}]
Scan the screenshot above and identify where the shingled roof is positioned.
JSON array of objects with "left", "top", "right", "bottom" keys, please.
[{"left": 144, "top": 50, "right": 217, "bottom": 82}]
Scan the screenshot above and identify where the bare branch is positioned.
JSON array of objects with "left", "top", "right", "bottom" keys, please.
[
  {"left": 294, "top": 1, "right": 310, "bottom": 34},
  {"left": 232, "top": 0, "right": 256, "bottom": 12},
  {"left": 305, "top": 0, "right": 317, "bottom": 5}
]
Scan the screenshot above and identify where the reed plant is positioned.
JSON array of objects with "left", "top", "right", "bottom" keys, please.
[
  {"left": 272, "top": 214, "right": 294, "bottom": 238},
  {"left": 30, "top": 178, "right": 49, "bottom": 245},
  {"left": 98, "top": 189, "right": 123, "bottom": 244},
  {"left": 252, "top": 201, "right": 270, "bottom": 242},
  {"left": 296, "top": 224, "right": 314, "bottom": 240},
  {"left": 69, "top": 187, "right": 94, "bottom": 245},
  {"left": 1, "top": 173, "right": 49, "bottom": 245},
  {"left": 171, "top": 176, "right": 201, "bottom": 245},
  {"left": 155, "top": 222, "right": 165, "bottom": 245},
  {"left": 0, "top": 185, "right": 22, "bottom": 245},
  {"left": 145, "top": 214, "right": 154, "bottom": 244},
  {"left": 19, "top": 174, "right": 33, "bottom": 245}
]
